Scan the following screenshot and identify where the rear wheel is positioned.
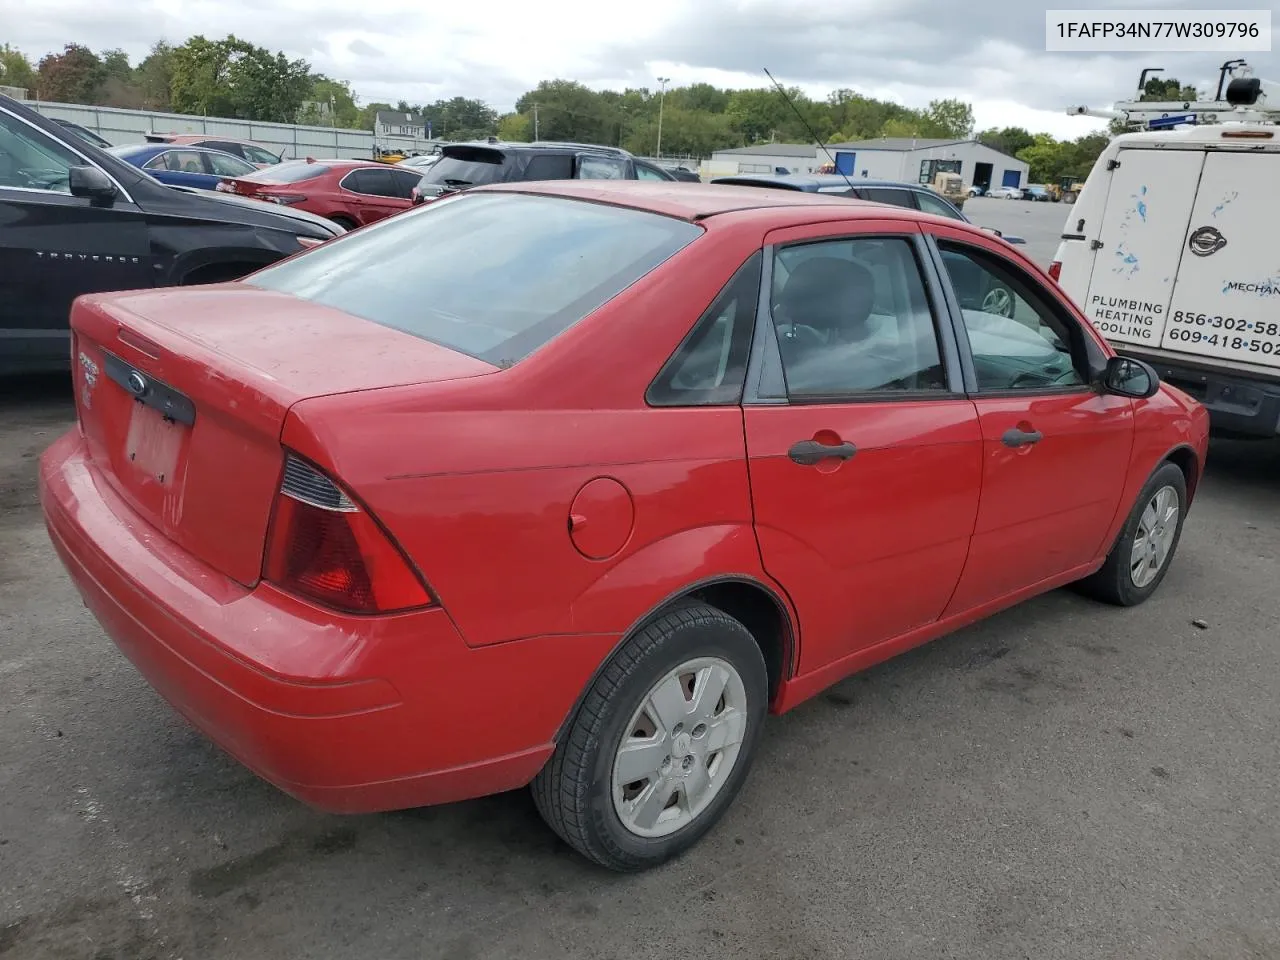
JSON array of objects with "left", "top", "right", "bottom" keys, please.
[
  {"left": 329, "top": 215, "right": 358, "bottom": 230},
  {"left": 1078, "top": 462, "right": 1187, "bottom": 606},
  {"left": 532, "top": 603, "right": 768, "bottom": 872}
]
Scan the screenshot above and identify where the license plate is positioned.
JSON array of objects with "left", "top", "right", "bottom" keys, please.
[{"left": 125, "top": 401, "right": 186, "bottom": 486}]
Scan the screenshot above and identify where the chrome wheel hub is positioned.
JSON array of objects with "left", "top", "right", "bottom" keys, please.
[
  {"left": 611, "top": 656, "right": 748, "bottom": 838},
  {"left": 1129, "top": 485, "right": 1180, "bottom": 588}
]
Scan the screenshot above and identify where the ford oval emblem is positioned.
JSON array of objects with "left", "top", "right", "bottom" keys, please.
[
  {"left": 1188, "top": 225, "right": 1227, "bottom": 257},
  {"left": 126, "top": 370, "right": 148, "bottom": 396}
]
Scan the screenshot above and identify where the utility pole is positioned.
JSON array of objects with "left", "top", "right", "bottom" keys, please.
[
  {"left": 533, "top": 103, "right": 539, "bottom": 140},
  {"left": 655, "top": 77, "right": 670, "bottom": 158}
]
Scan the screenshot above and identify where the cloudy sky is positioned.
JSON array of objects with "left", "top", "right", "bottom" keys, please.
[{"left": 3, "top": 0, "right": 1277, "bottom": 138}]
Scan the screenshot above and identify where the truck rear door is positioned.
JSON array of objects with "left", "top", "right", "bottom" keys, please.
[
  {"left": 1161, "top": 151, "right": 1280, "bottom": 372},
  {"left": 1077, "top": 147, "right": 1204, "bottom": 350}
]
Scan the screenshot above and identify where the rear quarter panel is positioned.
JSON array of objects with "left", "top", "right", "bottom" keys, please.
[{"left": 280, "top": 216, "right": 785, "bottom": 649}]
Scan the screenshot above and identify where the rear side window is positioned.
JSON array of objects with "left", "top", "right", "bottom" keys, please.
[
  {"left": 647, "top": 253, "right": 762, "bottom": 406},
  {"left": 856, "top": 188, "right": 916, "bottom": 209},
  {"left": 247, "top": 193, "right": 703, "bottom": 366},
  {"left": 243, "top": 160, "right": 329, "bottom": 183},
  {"left": 523, "top": 154, "right": 575, "bottom": 180}
]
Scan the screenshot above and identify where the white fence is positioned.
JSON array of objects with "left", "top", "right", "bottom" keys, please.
[{"left": 23, "top": 100, "right": 440, "bottom": 160}]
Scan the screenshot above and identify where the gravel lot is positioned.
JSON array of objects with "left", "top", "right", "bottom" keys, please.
[{"left": 2, "top": 199, "right": 1278, "bottom": 960}]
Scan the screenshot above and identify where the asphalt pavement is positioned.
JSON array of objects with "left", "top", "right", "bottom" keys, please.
[{"left": 2, "top": 199, "right": 1278, "bottom": 960}]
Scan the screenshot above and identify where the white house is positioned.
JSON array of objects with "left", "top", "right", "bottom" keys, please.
[
  {"left": 375, "top": 110, "right": 429, "bottom": 140},
  {"left": 706, "top": 143, "right": 825, "bottom": 177},
  {"left": 823, "top": 138, "right": 1030, "bottom": 192},
  {"left": 709, "top": 138, "right": 1031, "bottom": 192}
]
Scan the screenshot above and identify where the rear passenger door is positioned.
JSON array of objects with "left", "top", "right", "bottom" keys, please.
[
  {"left": 341, "top": 168, "right": 404, "bottom": 224},
  {"left": 740, "top": 220, "right": 983, "bottom": 676}
]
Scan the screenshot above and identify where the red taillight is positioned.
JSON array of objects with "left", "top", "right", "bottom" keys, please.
[
  {"left": 1048, "top": 260, "right": 1062, "bottom": 282},
  {"left": 263, "top": 454, "right": 432, "bottom": 614}
]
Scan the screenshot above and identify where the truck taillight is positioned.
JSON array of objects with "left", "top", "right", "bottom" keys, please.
[
  {"left": 263, "top": 454, "right": 433, "bottom": 614},
  {"left": 1048, "top": 261, "right": 1062, "bottom": 282}
]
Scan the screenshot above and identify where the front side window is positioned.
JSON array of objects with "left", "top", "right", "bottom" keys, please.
[
  {"left": 634, "top": 161, "right": 670, "bottom": 181},
  {"left": 576, "top": 155, "right": 628, "bottom": 180},
  {"left": 207, "top": 152, "right": 257, "bottom": 177},
  {"left": 769, "top": 237, "right": 948, "bottom": 397},
  {"left": 937, "top": 241, "right": 1087, "bottom": 391},
  {"left": 244, "top": 145, "right": 281, "bottom": 165},
  {"left": 0, "top": 109, "right": 82, "bottom": 193},
  {"left": 247, "top": 193, "right": 703, "bottom": 366},
  {"left": 914, "top": 191, "right": 962, "bottom": 220},
  {"left": 855, "top": 188, "right": 916, "bottom": 209},
  {"left": 523, "top": 154, "right": 574, "bottom": 180}
]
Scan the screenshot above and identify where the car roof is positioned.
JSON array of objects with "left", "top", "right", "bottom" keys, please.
[
  {"left": 443, "top": 139, "right": 630, "bottom": 156},
  {"left": 478, "top": 179, "right": 964, "bottom": 225}
]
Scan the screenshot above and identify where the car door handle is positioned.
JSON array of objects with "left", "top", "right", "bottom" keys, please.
[
  {"left": 1001, "top": 427, "right": 1043, "bottom": 448},
  {"left": 788, "top": 439, "right": 857, "bottom": 466}
]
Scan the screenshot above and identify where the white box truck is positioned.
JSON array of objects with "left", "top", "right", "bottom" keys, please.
[{"left": 1053, "top": 70, "right": 1280, "bottom": 438}]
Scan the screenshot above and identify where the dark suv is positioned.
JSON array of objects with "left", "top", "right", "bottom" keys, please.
[
  {"left": 411, "top": 139, "right": 676, "bottom": 204},
  {"left": 0, "top": 95, "right": 343, "bottom": 375}
]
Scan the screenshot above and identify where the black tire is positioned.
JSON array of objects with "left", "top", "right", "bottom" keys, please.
[
  {"left": 329, "top": 215, "right": 358, "bottom": 230},
  {"left": 1078, "top": 461, "right": 1187, "bottom": 606},
  {"left": 532, "top": 602, "right": 768, "bottom": 872}
]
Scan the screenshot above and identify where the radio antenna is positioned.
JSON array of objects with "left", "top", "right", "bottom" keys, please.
[{"left": 763, "top": 67, "right": 854, "bottom": 188}]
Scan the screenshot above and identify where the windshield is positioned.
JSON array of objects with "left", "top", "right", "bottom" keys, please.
[
  {"left": 238, "top": 160, "right": 331, "bottom": 183},
  {"left": 419, "top": 148, "right": 506, "bottom": 187},
  {"left": 247, "top": 193, "right": 702, "bottom": 365}
]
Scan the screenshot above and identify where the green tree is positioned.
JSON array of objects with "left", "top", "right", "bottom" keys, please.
[
  {"left": 0, "top": 44, "right": 37, "bottom": 95},
  {"left": 497, "top": 112, "right": 532, "bottom": 141},
  {"left": 298, "top": 75, "right": 360, "bottom": 128},
  {"left": 1142, "top": 77, "right": 1198, "bottom": 101},
  {"left": 170, "top": 35, "right": 312, "bottom": 122},
  {"left": 977, "top": 126, "right": 1035, "bottom": 157},
  {"left": 924, "top": 98, "right": 974, "bottom": 138},
  {"left": 724, "top": 87, "right": 793, "bottom": 143},
  {"left": 1016, "top": 133, "right": 1068, "bottom": 183},
  {"left": 515, "top": 80, "right": 620, "bottom": 143},
  {"left": 426, "top": 96, "right": 498, "bottom": 140},
  {"left": 134, "top": 41, "right": 175, "bottom": 111},
  {"left": 36, "top": 43, "right": 106, "bottom": 103}
]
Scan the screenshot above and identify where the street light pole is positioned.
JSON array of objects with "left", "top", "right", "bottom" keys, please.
[{"left": 656, "top": 77, "right": 670, "bottom": 159}]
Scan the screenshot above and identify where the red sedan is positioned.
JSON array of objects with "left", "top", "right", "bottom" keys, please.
[
  {"left": 41, "top": 181, "right": 1208, "bottom": 872},
  {"left": 217, "top": 158, "right": 424, "bottom": 230}
]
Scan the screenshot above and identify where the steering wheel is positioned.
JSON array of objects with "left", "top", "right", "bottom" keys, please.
[{"left": 981, "top": 285, "right": 1015, "bottom": 318}]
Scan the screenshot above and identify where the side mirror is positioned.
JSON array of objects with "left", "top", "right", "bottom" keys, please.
[
  {"left": 69, "top": 165, "right": 117, "bottom": 207},
  {"left": 980, "top": 225, "right": 1004, "bottom": 237},
  {"left": 1102, "top": 355, "right": 1160, "bottom": 399}
]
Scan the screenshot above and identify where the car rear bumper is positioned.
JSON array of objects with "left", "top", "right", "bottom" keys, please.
[
  {"left": 1122, "top": 351, "right": 1280, "bottom": 438},
  {"left": 39, "top": 430, "right": 614, "bottom": 813}
]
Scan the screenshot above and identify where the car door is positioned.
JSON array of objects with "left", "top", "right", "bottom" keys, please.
[
  {"left": 386, "top": 168, "right": 424, "bottom": 209},
  {"left": 0, "top": 104, "right": 152, "bottom": 373},
  {"left": 925, "top": 227, "right": 1134, "bottom": 614},
  {"left": 741, "top": 221, "right": 983, "bottom": 676},
  {"left": 340, "top": 168, "right": 402, "bottom": 224}
]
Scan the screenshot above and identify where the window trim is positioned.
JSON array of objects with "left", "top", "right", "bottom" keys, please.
[
  {"left": 741, "top": 230, "right": 967, "bottom": 406},
  {"left": 924, "top": 233, "right": 1107, "bottom": 398},
  {"left": 0, "top": 105, "right": 135, "bottom": 204}
]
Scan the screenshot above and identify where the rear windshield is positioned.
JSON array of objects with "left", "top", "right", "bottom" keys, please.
[
  {"left": 240, "top": 160, "right": 330, "bottom": 183},
  {"left": 419, "top": 148, "right": 507, "bottom": 187},
  {"left": 247, "top": 193, "right": 702, "bottom": 365}
]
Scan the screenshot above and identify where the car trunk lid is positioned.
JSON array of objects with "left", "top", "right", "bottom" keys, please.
[{"left": 70, "top": 285, "right": 496, "bottom": 587}]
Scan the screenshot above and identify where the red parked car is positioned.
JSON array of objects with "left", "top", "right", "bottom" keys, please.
[
  {"left": 217, "top": 158, "right": 425, "bottom": 230},
  {"left": 41, "top": 181, "right": 1208, "bottom": 872}
]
